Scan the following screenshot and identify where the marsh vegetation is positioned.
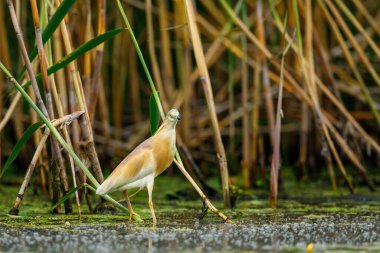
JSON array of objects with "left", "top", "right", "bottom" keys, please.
[{"left": 0, "top": 0, "right": 379, "bottom": 252}]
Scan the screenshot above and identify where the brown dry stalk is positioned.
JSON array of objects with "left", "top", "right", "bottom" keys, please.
[
  {"left": 112, "top": 14, "right": 127, "bottom": 140},
  {"left": 257, "top": 0, "right": 275, "bottom": 148},
  {"left": 41, "top": 0, "right": 83, "bottom": 216},
  {"left": 352, "top": 0, "right": 380, "bottom": 36},
  {"left": 335, "top": 0, "right": 380, "bottom": 59},
  {"left": 157, "top": 0, "right": 174, "bottom": 100},
  {"left": 146, "top": 0, "right": 168, "bottom": 111},
  {"left": 7, "top": 0, "right": 72, "bottom": 212},
  {"left": 30, "top": 0, "right": 73, "bottom": 213},
  {"left": 241, "top": 2, "right": 250, "bottom": 189},
  {"left": 9, "top": 129, "right": 49, "bottom": 215},
  {"left": 6, "top": 0, "right": 48, "bottom": 117},
  {"left": 173, "top": 0, "right": 192, "bottom": 145},
  {"left": 318, "top": 0, "right": 380, "bottom": 127},
  {"left": 55, "top": 0, "right": 104, "bottom": 184},
  {"left": 200, "top": 0, "right": 226, "bottom": 26},
  {"left": 270, "top": 53, "right": 285, "bottom": 208},
  {"left": 87, "top": 0, "right": 106, "bottom": 122},
  {"left": 205, "top": 15, "right": 379, "bottom": 166},
  {"left": 184, "top": 0, "right": 231, "bottom": 208},
  {"left": 324, "top": 118, "right": 375, "bottom": 191},
  {"left": 291, "top": 0, "right": 353, "bottom": 193},
  {"left": 9, "top": 111, "right": 84, "bottom": 214},
  {"left": 325, "top": 0, "right": 380, "bottom": 88},
  {"left": 0, "top": 93, "right": 21, "bottom": 132},
  {"left": 126, "top": 5, "right": 142, "bottom": 123}
]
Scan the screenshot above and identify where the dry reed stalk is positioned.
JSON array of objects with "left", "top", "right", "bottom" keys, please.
[
  {"left": 227, "top": 31, "right": 235, "bottom": 158},
  {"left": 83, "top": 0, "right": 93, "bottom": 98},
  {"left": 0, "top": 93, "right": 21, "bottom": 132},
  {"left": 229, "top": 0, "right": 276, "bottom": 149},
  {"left": 267, "top": 6, "right": 380, "bottom": 160},
  {"left": 97, "top": 78, "right": 111, "bottom": 147},
  {"left": 266, "top": 0, "right": 349, "bottom": 191},
  {"left": 324, "top": 118, "right": 375, "bottom": 191},
  {"left": 157, "top": 0, "right": 174, "bottom": 100},
  {"left": 256, "top": 0, "right": 275, "bottom": 147},
  {"left": 112, "top": 14, "right": 127, "bottom": 141},
  {"left": 0, "top": 2, "right": 9, "bottom": 153},
  {"left": 9, "top": 130, "right": 49, "bottom": 215},
  {"left": 296, "top": 0, "right": 353, "bottom": 192},
  {"left": 200, "top": 0, "right": 226, "bottom": 26},
  {"left": 269, "top": 48, "right": 285, "bottom": 208},
  {"left": 87, "top": 0, "right": 105, "bottom": 122},
  {"left": 289, "top": 1, "right": 308, "bottom": 179},
  {"left": 241, "top": 1, "right": 250, "bottom": 189},
  {"left": 272, "top": 1, "right": 379, "bottom": 187},
  {"left": 212, "top": 0, "right": 376, "bottom": 190},
  {"left": 335, "top": 0, "right": 380, "bottom": 59},
  {"left": 30, "top": 0, "right": 74, "bottom": 213},
  {"left": 235, "top": 35, "right": 377, "bottom": 178},
  {"left": 184, "top": 0, "right": 231, "bottom": 208},
  {"left": 313, "top": 34, "right": 341, "bottom": 100},
  {"left": 7, "top": 0, "right": 67, "bottom": 212},
  {"left": 251, "top": 53, "right": 261, "bottom": 178},
  {"left": 6, "top": 0, "right": 48, "bottom": 116},
  {"left": 126, "top": 7, "right": 142, "bottom": 123},
  {"left": 56, "top": 0, "right": 104, "bottom": 184},
  {"left": 27, "top": 76, "right": 48, "bottom": 193},
  {"left": 352, "top": 0, "right": 380, "bottom": 35},
  {"left": 261, "top": 60, "right": 275, "bottom": 150},
  {"left": 42, "top": 0, "right": 83, "bottom": 215},
  {"left": 191, "top": 0, "right": 245, "bottom": 83},
  {"left": 146, "top": 0, "right": 168, "bottom": 112},
  {"left": 174, "top": 0, "right": 192, "bottom": 144},
  {"left": 9, "top": 111, "right": 84, "bottom": 214},
  {"left": 52, "top": 26, "right": 68, "bottom": 115},
  {"left": 325, "top": 0, "right": 380, "bottom": 89},
  {"left": 318, "top": 0, "right": 380, "bottom": 127}
]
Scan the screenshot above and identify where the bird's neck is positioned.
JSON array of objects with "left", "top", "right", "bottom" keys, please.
[{"left": 156, "top": 120, "right": 176, "bottom": 134}]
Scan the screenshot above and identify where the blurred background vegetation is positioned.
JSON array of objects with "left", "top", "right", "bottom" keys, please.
[{"left": 0, "top": 0, "right": 379, "bottom": 215}]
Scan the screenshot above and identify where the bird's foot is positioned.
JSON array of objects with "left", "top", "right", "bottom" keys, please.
[{"left": 129, "top": 211, "right": 141, "bottom": 222}]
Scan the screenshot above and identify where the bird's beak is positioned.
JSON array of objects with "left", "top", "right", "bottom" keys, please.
[{"left": 177, "top": 115, "right": 181, "bottom": 121}]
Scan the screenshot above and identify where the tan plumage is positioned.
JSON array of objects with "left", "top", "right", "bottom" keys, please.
[{"left": 96, "top": 109, "right": 180, "bottom": 224}]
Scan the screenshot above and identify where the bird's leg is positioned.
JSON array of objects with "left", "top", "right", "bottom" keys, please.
[
  {"left": 124, "top": 190, "right": 140, "bottom": 221},
  {"left": 146, "top": 180, "right": 157, "bottom": 225}
]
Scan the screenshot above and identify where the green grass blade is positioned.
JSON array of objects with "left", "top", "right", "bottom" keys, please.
[
  {"left": 149, "top": 92, "right": 160, "bottom": 135},
  {"left": 20, "top": 28, "right": 125, "bottom": 90},
  {"left": 0, "top": 121, "right": 43, "bottom": 178},
  {"left": 17, "top": 0, "right": 77, "bottom": 80},
  {"left": 50, "top": 183, "right": 84, "bottom": 211}
]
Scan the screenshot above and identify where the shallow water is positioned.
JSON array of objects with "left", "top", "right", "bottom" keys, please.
[
  {"left": 1, "top": 176, "right": 380, "bottom": 253},
  {"left": 1, "top": 211, "right": 380, "bottom": 253}
]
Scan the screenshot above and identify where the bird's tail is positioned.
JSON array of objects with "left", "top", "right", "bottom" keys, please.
[{"left": 96, "top": 180, "right": 111, "bottom": 195}]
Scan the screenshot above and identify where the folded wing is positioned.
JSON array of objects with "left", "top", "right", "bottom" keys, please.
[{"left": 96, "top": 138, "right": 155, "bottom": 195}]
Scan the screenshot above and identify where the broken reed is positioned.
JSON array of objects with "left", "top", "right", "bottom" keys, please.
[{"left": 0, "top": 0, "right": 379, "bottom": 214}]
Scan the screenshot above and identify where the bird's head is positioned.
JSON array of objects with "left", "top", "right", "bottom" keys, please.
[{"left": 166, "top": 109, "right": 181, "bottom": 122}]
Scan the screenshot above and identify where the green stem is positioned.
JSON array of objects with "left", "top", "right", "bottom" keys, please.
[{"left": 115, "top": 0, "right": 164, "bottom": 119}]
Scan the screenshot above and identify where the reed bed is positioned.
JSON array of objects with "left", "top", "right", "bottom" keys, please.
[{"left": 0, "top": 0, "right": 379, "bottom": 217}]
